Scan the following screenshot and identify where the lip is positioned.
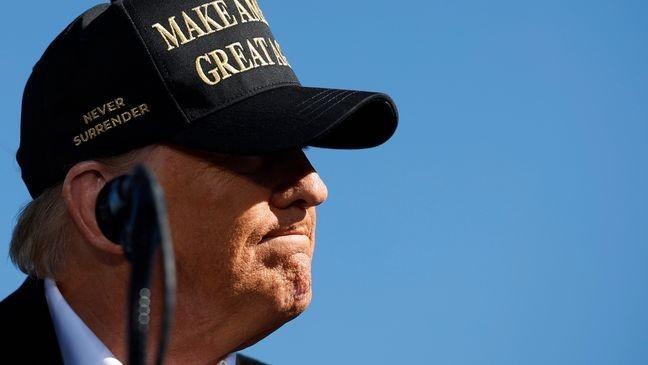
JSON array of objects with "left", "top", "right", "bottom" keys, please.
[
  {"left": 262, "top": 227, "right": 310, "bottom": 241},
  {"left": 259, "top": 227, "right": 312, "bottom": 251},
  {"left": 260, "top": 233, "right": 310, "bottom": 244}
]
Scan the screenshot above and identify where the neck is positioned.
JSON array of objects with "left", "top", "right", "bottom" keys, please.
[{"left": 56, "top": 258, "right": 246, "bottom": 364}]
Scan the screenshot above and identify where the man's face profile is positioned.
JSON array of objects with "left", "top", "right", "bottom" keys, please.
[
  {"left": 146, "top": 145, "right": 328, "bottom": 345},
  {"left": 1, "top": 0, "right": 397, "bottom": 362}
]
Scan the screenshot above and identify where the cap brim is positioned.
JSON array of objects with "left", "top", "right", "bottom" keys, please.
[{"left": 170, "top": 85, "right": 398, "bottom": 154}]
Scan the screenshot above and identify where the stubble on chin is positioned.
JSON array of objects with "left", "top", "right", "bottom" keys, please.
[{"left": 233, "top": 247, "right": 313, "bottom": 316}]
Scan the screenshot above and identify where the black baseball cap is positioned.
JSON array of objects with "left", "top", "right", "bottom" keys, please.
[{"left": 18, "top": 0, "right": 398, "bottom": 198}]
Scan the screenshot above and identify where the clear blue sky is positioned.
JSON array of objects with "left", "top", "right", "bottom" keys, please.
[{"left": 1, "top": 0, "right": 647, "bottom": 364}]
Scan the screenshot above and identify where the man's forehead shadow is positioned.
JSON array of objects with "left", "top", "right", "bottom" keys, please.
[
  {"left": 226, "top": 148, "right": 316, "bottom": 189},
  {"left": 173, "top": 145, "right": 314, "bottom": 188}
]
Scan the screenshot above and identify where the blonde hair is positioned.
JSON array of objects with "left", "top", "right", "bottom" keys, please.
[
  {"left": 10, "top": 183, "right": 70, "bottom": 278},
  {"left": 9, "top": 147, "right": 154, "bottom": 278}
]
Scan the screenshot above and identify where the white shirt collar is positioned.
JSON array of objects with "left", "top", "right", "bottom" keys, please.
[{"left": 44, "top": 278, "right": 237, "bottom": 365}]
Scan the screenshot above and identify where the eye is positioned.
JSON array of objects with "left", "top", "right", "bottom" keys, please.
[
  {"left": 222, "top": 155, "right": 266, "bottom": 175},
  {"left": 220, "top": 149, "right": 306, "bottom": 175},
  {"left": 195, "top": 148, "right": 308, "bottom": 187},
  {"left": 192, "top": 150, "right": 265, "bottom": 175}
]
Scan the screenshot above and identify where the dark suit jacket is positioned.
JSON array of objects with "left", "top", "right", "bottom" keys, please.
[{"left": 0, "top": 278, "right": 267, "bottom": 365}]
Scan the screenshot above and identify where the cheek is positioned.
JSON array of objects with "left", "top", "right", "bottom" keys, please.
[
  {"left": 174, "top": 205, "right": 261, "bottom": 266},
  {"left": 164, "top": 182, "right": 267, "bottom": 295}
]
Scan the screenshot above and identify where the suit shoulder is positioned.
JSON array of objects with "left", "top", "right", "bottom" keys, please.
[
  {"left": 0, "top": 278, "right": 42, "bottom": 321},
  {"left": 237, "top": 353, "right": 270, "bottom": 365}
]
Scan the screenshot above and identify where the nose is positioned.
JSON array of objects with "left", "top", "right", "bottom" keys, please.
[{"left": 270, "top": 154, "right": 328, "bottom": 209}]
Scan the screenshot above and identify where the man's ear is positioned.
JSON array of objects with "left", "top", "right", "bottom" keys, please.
[{"left": 62, "top": 161, "right": 124, "bottom": 255}]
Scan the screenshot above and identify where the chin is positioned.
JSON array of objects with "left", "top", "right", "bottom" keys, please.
[
  {"left": 279, "top": 291, "right": 312, "bottom": 325},
  {"left": 235, "top": 293, "right": 311, "bottom": 352},
  {"left": 281, "top": 265, "right": 313, "bottom": 316},
  {"left": 290, "top": 289, "right": 312, "bottom": 314},
  {"left": 269, "top": 280, "right": 312, "bottom": 319}
]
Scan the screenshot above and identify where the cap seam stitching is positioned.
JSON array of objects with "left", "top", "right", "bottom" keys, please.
[
  {"left": 298, "top": 89, "right": 342, "bottom": 114},
  {"left": 302, "top": 90, "right": 356, "bottom": 119},
  {"left": 299, "top": 90, "right": 348, "bottom": 115},
  {"left": 188, "top": 80, "right": 300, "bottom": 120},
  {"left": 309, "top": 91, "right": 359, "bottom": 121},
  {"left": 295, "top": 89, "right": 330, "bottom": 108},
  {"left": 117, "top": 1, "right": 191, "bottom": 125}
]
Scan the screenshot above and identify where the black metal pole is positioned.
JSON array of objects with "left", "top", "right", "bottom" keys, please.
[{"left": 97, "top": 165, "right": 176, "bottom": 365}]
